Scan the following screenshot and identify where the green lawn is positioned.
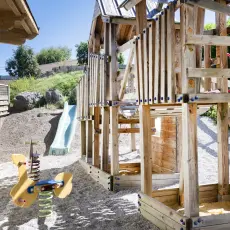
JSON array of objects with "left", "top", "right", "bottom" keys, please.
[{"left": 9, "top": 71, "right": 83, "bottom": 104}]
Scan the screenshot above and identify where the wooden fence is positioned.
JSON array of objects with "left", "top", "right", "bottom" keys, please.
[{"left": 0, "top": 84, "right": 10, "bottom": 116}]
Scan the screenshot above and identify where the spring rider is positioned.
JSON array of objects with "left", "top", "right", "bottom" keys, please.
[{"left": 10, "top": 140, "right": 73, "bottom": 217}]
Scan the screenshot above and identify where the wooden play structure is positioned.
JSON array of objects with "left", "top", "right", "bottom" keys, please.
[
  {"left": 77, "top": 0, "right": 230, "bottom": 229},
  {"left": 10, "top": 142, "right": 73, "bottom": 217}
]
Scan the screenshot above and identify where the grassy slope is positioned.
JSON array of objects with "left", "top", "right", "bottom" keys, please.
[{"left": 9, "top": 71, "right": 83, "bottom": 103}]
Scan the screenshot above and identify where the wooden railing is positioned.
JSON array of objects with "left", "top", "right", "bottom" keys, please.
[
  {"left": 134, "top": 3, "right": 176, "bottom": 105},
  {"left": 0, "top": 84, "right": 10, "bottom": 116}
]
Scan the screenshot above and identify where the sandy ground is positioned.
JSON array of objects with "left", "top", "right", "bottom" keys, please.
[
  {"left": 0, "top": 108, "right": 228, "bottom": 229},
  {"left": 0, "top": 109, "right": 155, "bottom": 230}
]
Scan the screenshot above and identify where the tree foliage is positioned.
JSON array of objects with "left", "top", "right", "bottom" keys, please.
[
  {"left": 204, "top": 23, "right": 216, "bottom": 31},
  {"left": 118, "top": 53, "right": 125, "bottom": 65},
  {"left": 36, "top": 46, "right": 71, "bottom": 65},
  {"left": 75, "top": 42, "right": 88, "bottom": 65},
  {"left": 6, "top": 45, "right": 40, "bottom": 78}
]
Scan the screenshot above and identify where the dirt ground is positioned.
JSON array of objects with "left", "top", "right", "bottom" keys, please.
[{"left": 0, "top": 108, "right": 156, "bottom": 230}]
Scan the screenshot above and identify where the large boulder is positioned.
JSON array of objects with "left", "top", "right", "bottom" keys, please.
[
  {"left": 45, "top": 89, "right": 63, "bottom": 104},
  {"left": 14, "top": 92, "right": 44, "bottom": 111}
]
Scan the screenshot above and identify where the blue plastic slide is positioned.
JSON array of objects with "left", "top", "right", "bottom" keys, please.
[{"left": 49, "top": 102, "right": 77, "bottom": 155}]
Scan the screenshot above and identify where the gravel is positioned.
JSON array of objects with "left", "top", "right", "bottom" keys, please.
[{"left": 0, "top": 109, "right": 226, "bottom": 229}]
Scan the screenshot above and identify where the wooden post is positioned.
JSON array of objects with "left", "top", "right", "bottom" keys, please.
[
  {"left": 92, "top": 33, "right": 101, "bottom": 168},
  {"left": 109, "top": 23, "right": 119, "bottom": 176},
  {"left": 130, "top": 124, "right": 136, "bottom": 152},
  {"left": 215, "top": 0, "right": 229, "bottom": 200},
  {"left": 182, "top": 104, "right": 199, "bottom": 217},
  {"left": 100, "top": 22, "right": 110, "bottom": 173},
  {"left": 140, "top": 105, "right": 152, "bottom": 196},
  {"left": 204, "top": 45, "right": 212, "bottom": 91},
  {"left": 80, "top": 121, "right": 86, "bottom": 158},
  {"left": 86, "top": 121, "right": 92, "bottom": 162},
  {"left": 180, "top": 4, "right": 199, "bottom": 216},
  {"left": 136, "top": 0, "right": 152, "bottom": 196}
]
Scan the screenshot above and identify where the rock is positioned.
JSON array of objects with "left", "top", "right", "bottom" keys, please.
[
  {"left": 13, "top": 92, "right": 44, "bottom": 111},
  {"left": 45, "top": 89, "right": 63, "bottom": 104}
]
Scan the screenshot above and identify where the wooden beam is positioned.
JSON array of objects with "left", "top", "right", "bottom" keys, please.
[
  {"left": 187, "top": 68, "right": 230, "bottom": 78},
  {"left": 117, "top": 38, "right": 135, "bottom": 53},
  {"left": 217, "top": 103, "right": 229, "bottom": 198},
  {"left": 140, "top": 105, "right": 152, "bottom": 196},
  {"left": 80, "top": 121, "right": 86, "bottom": 158},
  {"left": 119, "top": 0, "right": 143, "bottom": 11},
  {"left": 186, "top": 35, "right": 230, "bottom": 46},
  {"left": 204, "top": 45, "right": 212, "bottom": 91},
  {"left": 119, "top": 47, "right": 134, "bottom": 100},
  {"left": 182, "top": 103, "right": 199, "bottom": 217},
  {"left": 183, "top": 0, "right": 230, "bottom": 15},
  {"left": 102, "top": 16, "right": 136, "bottom": 25},
  {"left": 130, "top": 124, "right": 136, "bottom": 151},
  {"left": 109, "top": 23, "right": 119, "bottom": 176},
  {"left": 100, "top": 22, "right": 110, "bottom": 173}
]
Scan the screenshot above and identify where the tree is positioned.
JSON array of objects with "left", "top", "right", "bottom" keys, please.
[
  {"left": 118, "top": 53, "right": 125, "bottom": 65},
  {"left": 36, "top": 46, "right": 71, "bottom": 65},
  {"left": 76, "top": 42, "right": 88, "bottom": 65},
  {"left": 6, "top": 45, "right": 40, "bottom": 78},
  {"left": 204, "top": 23, "right": 216, "bottom": 31}
]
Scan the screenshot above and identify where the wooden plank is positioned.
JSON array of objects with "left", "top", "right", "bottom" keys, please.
[
  {"left": 92, "top": 107, "right": 100, "bottom": 168},
  {"left": 182, "top": 103, "right": 199, "bottom": 217},
  {"left": 184, "top": 0, "right": 230, "bottom": 15},
  {"left": 148, "top": 21, "right": 155, "bottom": 104},
  {"left": 178, "top": 93, "right": 230, "bottom": 104},
  {"left": 160, "top": 11, "right": 166, "bottom": 103},
  {"left": 86, "top": 121, "right": 92, "bottom": 163},
  {"left": 154, "top": 18, "right": 160, "bottom": 103},
  {"left": 140, "top": 201, "right": 185, "bottom": 230},
  {"left": 117, "top": 38, "right": 135, "bottom": 53},
  {"left": 130, "top": 124, "right": 136, "bottom": 152},
  {"left": 167, "top": 4, "right": 176, "bottom": 103},
  {"left": 138, "top": 34, "right": 144, "bottom": 104},
  {"left": 109, "top": 23, "right": 119, "bottom": 176},
  {"left": 187, "top": 68, "right": 230, "bottom": 78},
  {"left": 186, "top": 34, "right": 230, "bottom": 46},
  {"left": 204, "top": 46, "right": 212, "bottom": 91},
  {"left": 140, "top": 105, "right": 152, "bottom": 196},
  {"left": 0, "top": 106, "right": 8, "bottom": 112},
  {"left": 139, "top": 192, "right": 187, "bottom": 226},
  {"left": 134, "top": 39, "right": 140, "bottom": 103},
  {"left": 217, "top": 103, "right": 229, "bottom": 197},
  {"left": 119, "top": 0, "right": 143, "bottom": 11},
  {"left": 119, "top": 47, "right": 134, "bottom": 100},
  {"left": 143, "top": 27, "right": 149, "bottom": 104},
  {"left": 80, "top": 121, "right": 86, "bottom": 157},
  {"left": 118, "top": 119, "right": 139, "bottom": 124}
]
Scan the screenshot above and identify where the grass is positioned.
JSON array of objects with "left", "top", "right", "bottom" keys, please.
[{"left": 9, "top": 71, "right": 83, "bottom": 105}]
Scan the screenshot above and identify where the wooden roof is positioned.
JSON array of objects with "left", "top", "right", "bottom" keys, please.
[
  {"left": 0, "top": 0, "right": 39, "bottom": 45},
  {"left": 89, "top": 0, "right": 166, "bottom": 49}
]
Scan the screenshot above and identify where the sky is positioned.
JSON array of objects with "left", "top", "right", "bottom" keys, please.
[{"left": 0, "top": 1, "right": 217, "bottom": 75}]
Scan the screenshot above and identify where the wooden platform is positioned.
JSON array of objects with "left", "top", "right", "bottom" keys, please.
[{"left": 138, "top": 184, "right": 230, "bottom": 230}]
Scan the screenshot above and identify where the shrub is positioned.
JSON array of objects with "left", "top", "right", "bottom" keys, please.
[{"left": 201, "top": 106, "right": 217, "bottom": 124}]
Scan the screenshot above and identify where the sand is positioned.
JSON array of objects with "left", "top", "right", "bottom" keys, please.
[
  {"left": 0, "top": 108, "right": 228, "bottom": 229},
  {"left": 0, "top": 108, "right": 156, "bottom": 230}
]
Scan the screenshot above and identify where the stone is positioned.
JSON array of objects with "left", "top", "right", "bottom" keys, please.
[
  {"left": 45, "top": 89, "right": 63, "bottom": 104},
  {"left": 13, "top": 92, "right": 44, "bottom": 111}
]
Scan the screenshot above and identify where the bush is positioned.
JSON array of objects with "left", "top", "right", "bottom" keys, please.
[
  {"left": 9, "top": 71, "right": 82, "bottom": 105},
  {"left": 201, "top": 106, "right": 217, "bottom": 124}
]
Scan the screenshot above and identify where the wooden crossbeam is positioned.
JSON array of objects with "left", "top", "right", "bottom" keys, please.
[
  {"left": 186, "top": 35, "right": 230, "bottom": 46},
  {"left": 187, "top": 68, "right": 230, "bottom": 78},
  {"left": 117, "top": 38, "right": 135, "bottom": 53},
  {"left": 102, "top": 16, "right": 136, "bottom": 25},
  {"left": 118, "top": 0, "right": 143, "bottom": 10},
  {"left": 183, "top": 0, "right": 230, "bottom": 15},
  {"left": 119, "top": 47, "right": 135, "bottom": 100}
]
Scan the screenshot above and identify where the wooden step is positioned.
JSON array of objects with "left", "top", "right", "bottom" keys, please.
[{"left": 186, "top": 35, "right": 230, "bottom": 46}]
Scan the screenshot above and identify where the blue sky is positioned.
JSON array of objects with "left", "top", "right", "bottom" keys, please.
[{"left": 0, "top": 1, "right": 217, "bottom": 75}]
